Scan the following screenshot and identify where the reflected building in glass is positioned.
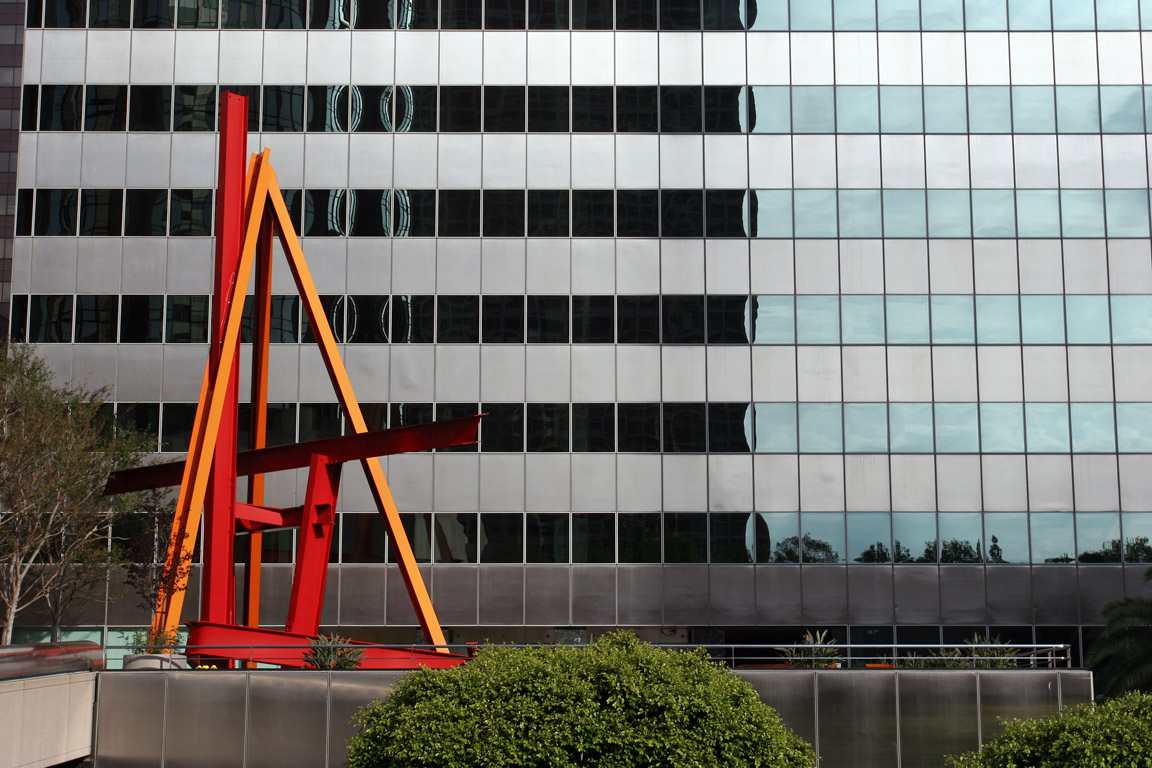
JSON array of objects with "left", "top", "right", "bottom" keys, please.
[{"left": 5, "top": 0, "right": 1152, "bottom": 659}]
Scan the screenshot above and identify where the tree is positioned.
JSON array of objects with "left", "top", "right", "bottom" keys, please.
[
  {"left": 0, "top": 343, "right": 142, "bottom": 644},
  {"left": 944, "top": 691, "right": 1152, "bottom": 768},
  {"left": 1085, "top": 566, "right": 1152, "bottom": 696},
  {"left": 347, "top": 632, "right": 816, "bottom": 768}
]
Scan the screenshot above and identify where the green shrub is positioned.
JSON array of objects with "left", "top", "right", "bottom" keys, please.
[
  {"left": 346, "top": 631, "right": 815, "bottom": 768},
  {"left": 303, "top": 633, "right": 364, "bottom": 670},
  {"left": 945, "top": 691, "right": 1152, "bottom": 768},
  {"left": 776, "top": 629, "right": 843, "bottom": 669},
  {"left": 899, "top": 635, "right": 1018, "bottom": 669}
]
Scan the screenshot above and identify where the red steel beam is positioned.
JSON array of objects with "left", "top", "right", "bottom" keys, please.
[{"left": 105, "top": 415, "right": 482, "bottom": 495}]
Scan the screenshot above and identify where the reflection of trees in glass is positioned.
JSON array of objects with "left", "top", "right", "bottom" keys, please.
[
  {"left": 988, "top": 535, "right": 1004, "bottom": 563},
  {"left": 771, "top": 535, "right": 840, "bottom": 563},
  {"left": 854, "top": 542, "right": 891, "bottom": 563},
  {"left": 1044, "top": 553, "right": 1076, "bottom": 564},
  {"left": 1078, "top": 539, "right": 1122, "bottom": 563},
  {"left": 894, "top": 539, "right": 935, "bottom": 563},
  {"left": 939, "top": 538, "right": 982, "bottom": 563},
  {"left": 1126, "top": 537, "right": 1152, "bottom": 563}
]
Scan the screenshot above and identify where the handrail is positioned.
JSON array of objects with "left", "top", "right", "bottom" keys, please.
[{"left": 0, "top": 641, "right": 106, "bottom": 682}]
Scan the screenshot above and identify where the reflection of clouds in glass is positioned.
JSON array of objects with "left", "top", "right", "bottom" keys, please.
[{"left": 1030, "top": 513, "right": 1076, "bottom": 563}]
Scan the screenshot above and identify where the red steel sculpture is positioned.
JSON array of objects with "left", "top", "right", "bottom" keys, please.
[{"left": 104, "top": 92, "right": 474, "bottom": 669}]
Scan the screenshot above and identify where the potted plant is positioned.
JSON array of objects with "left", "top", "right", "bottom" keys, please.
[
  {"left": 123, "top": 627, "right": 189, "bottom": 670},
  {"left": 776, "top": 630, "right": 844, "bottom": 669},
  {"left": 303, "top": 633, "right": 364, "bottom": 670}
]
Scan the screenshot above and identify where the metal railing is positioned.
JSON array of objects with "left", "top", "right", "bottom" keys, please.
[
  {"left": 100, "top": 641, "right": 1072, "bottom": 670},
  {"left": 0, "top": 640, "right": 106, "bottom": 681}
]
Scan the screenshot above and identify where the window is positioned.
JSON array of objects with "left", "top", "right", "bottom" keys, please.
[
  {"left": 481, "top": 403, "right": 524, "bottom": 451},
  {"left": 392, "top": 189, "right": 436, "bottom": 236},
  {"left": 617, "top": 190, "right": 660, "bottom": 237},
  {"left": 617, "top": 295, "right": 660, "bottom": 343},
  {"left": 129, "top": 85, "right": 172, "bottom": 131},
  {"left": 618, "top": 514, "right": 660, "bottom": 562},
  {"left": 178, "top": 0, "right": 217, "bottom": 27},
  {"left": 665, "top": 513, "right": 707, "bottom": 562},
  {"left": 661, "top": 295, "right": 706, "bottom": 343},
  {"left": 572, "top": 190, "right": 614, "bottom": 236},
  {"left": 310, "top": 85, "right": 350, "bottom": 132},
  {"left": 169, "top": 189, "right": 213, "bottom": 236},
  {"left": 616, "top": 87, "right": 659, "bottom": 132},
  {"left": 90, "top": 0, "right": 132, "bottom": 26},
  {"left": 303, "top": 189, "right": 347, "bottom": 237},
  {"left": 572, "top": 86, "right": 613, "bottom": 131},
  {"left": 221, "top": 0, "right": 262, "bottom": 27},
  {"left": 572, "top": 404, "right": 615, "bottom": 451},
  {"left": 573, "top": 0, "right": 612, "bottom": 28},
  {"left": 705, "top": 190, "right": 748, "bottom": 237},
  {"left": 346, "top": 295, "right": 390, "bottom": 343},
  {"left": 241, "top": 295, "right": 301, "bottom": 343},
  {"left": 616, "top": 0, "right": 657, "bottom": 28},
  {"left": 573, "top": 513, "right": 614, "bottom": 562},
  {"left": 707, "top": 295, "right": 752, "bottom": 343},
  {"left": 572, "top": 295, "right": 614, "bottom": 343},
  {"left": 27, "top": 295, "right": 73, "bottom": 343},
  {"left": 301, "top": 295, "right": 346, "bottom": 342},
  {"left": 221, "top": 85, "right": 261, "bottom": 131},
  {"left": 440, "top": 87, "right": 482, "bottom": 131},
  {"left": 442, "top": 0, "right": 482, "bottom": 27},
  {"left": 391, "top": 295, "right": 435, "bottom": 343},
  {"left": 660, "top": 86, "right": 702, "bottom": 132},
  {"left": 526, "top": 403, "right": 569, "bottom": 451},
  {"left": 161, "top": 404, "right": 198, "bottom": 452},
  {"left": 527, "top": 190, "right": 569, "bottom": 236},
  {"left": 390, "top": 85, "right": 437, "bottom": 132},
  {"left": 124, "top": 189, "right": 168, "bottom": 236},
  {"left": 120, "top": 295, "right": 164, "bottom": 343},
  {"left": 486, "top": 0, "right": 525, "bottom": 28},
  {"left": 84, "top": 85, "right": 127, "bottom": 130},
  {"left": 618, "top": 403, "right": 660, "bottom": 451},
  {"left": 485, "top": 87, "right": 526, "bottom": 132},
  {"left": 663, "top": 402, "right": 706, "bottom": 452},
  {"left": 529, "top": 0, "right": 568, "bottom": 27},
  {"left": 40, "top": 85, "right": 82, "bottom": 131},
  {"left": 348, "top": 189, "right": 390, "bottom": 237},
  {"left": 483, "top": 190, "right": 525, "bottom": 236},
  {"left": 262, "top": 85, "right": 304, "bottom": 131},
  {"left": 709, "top": 403, "right": 753, "bottom": 451},
  {"left": 527, "top": 296, "right": 569, "bottom": 342},
  {"left": 704, "top": 86, "right": 746, "bottom": 131},
  {"left": 527, "top": 86, "right": 569, "bottom": 131},
  {"left": 79, "top": 189, "right": 123, "bottom": 236},
  {"left": 75, "top": 295, "right": 118, "bottom": 343},
  {"left": 266, "top": 0, "right": 306, "bottom": 27},
  {"left": 310, "top": 0, "right": 352, "bottom": 28},
  {"left": 438, "top": 190, "right": 481, "bottom": 236},
  {"left": 437, "top": 295, "right": 479, "bottom": 343},
  {"left": 394, "top": 0, "right": 437, "bottom": 28},
  {"left": 174, "top": 85, "right": 217, "bottom": 131},
  {"left": 34, "top": 189, "right": 78, "bottom": 236},
  {"left": 436, "top": 403, "right": 478, "bottom": 451},
  {"left": 482, "top": 295, "right": 525, "bottom": 343},
  {"left": 526, "top": 514, "right": 568, "bottom": 563},
  {"left": 661, "top": 0, "right": 699, "bottom": 28}
]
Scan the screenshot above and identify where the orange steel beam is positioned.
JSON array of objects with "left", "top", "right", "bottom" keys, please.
[
  {"left": 153, "top": 150, "right": 273, "bottom": 636},
  {"left": 262, "top": 171, "right": 450, "bottom": 651},
  {"left": 243, "top": 197, "right": 276, "bottom": 630}
]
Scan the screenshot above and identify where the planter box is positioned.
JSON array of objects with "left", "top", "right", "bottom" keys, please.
[{"left": 123, "top": 654, "right": 189, "bottom": 671}]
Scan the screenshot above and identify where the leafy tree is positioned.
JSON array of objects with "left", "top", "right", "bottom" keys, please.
[
  {"left": 1086, "top": 567, "right": 1152, "bottom": 696},
  {"left": 944, "top": 691, "right": 1152, "bottom": 768},
  {"left": 347, "top": 632, "right": 816, "bottom": 768},
  {"left": 0, "top": 343, "right": 142, "bottom": 644}
]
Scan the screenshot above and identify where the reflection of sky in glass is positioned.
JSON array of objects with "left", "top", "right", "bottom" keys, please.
[
  {"left": 1122, "top": 513, "right": 1152, "bottom": 563},
  {"left": 799, "top": 403, "right": 843, "bottom": 452},
  {"left": 848, "top": 512, "right": 892, "bottom": 562},
  {"left": 984, "top": 514, "right": 1028, "bottom": 564},
  {"left": 1070, "top": 403, "right": 1116, "bottom": 452},
  {"left": 931, "top": 295, "right": 975, "bottom": 343},
  {"left": 890, "top": 403, "right": 933, "bottom": 452},
  {"left": 938, "top": 512, "right": 982, "bottom": 562},
  {"left": 1112, "top": 296, "right": 1152, "bottom": 343},
  {"left": 841, "top": 295, "right": 885, "bottom": 343},
  {"left": 754, "top": 295, "right": 794, "bottom": 343},
  {"left": 1118, "top": 404, "right": 1152, "bottom": 452},
  {"left": 802, "top": 512, "right": 844, "bottom": 562},
  {"left": 845, "top": 404, "right": 888, "bottom": 452},
  {"left": 886, "top": 296, "right": 930, "bottom": 343},
  {"left": 980, "top": 404, "right": 1025, "bottom": 452},
  {"left": 893, "top": 513, "right": 937, "bottom": 562},
  {"left": 1076, "top": 512, "right": 1121, "bottom": 562},
  {"left": 1030, "top": 512, "right": 1076, "bottom": 563},
  {"left": 797, "top": 295, "right": 839, "bottom": 343},
  {"left": 1065, "top": 295, "right": 1110, "bottom": 344},
  {"left": 976, "top": 295, "right": 1020, "bottom": 343},
  {"left": 1021, "top": 295, "right": 1065, "bottom": 343},
  {"left": 935, "top": 403, "right": 979, "bottom": 452},
  {"left": 1025, "top": 403, "right": 1071, "bottom": 452},
  {"left": 755, "top": 403, "right": 797, "bottom": 452}
]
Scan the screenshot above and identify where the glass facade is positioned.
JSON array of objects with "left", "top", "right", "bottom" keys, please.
[{"left": 6, "top": 0, "right": 1152, "bottom": 654}]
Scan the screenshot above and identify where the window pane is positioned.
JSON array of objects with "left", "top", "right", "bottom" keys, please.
[
  {"left": 965, "top": 0, "right": 1007, "bottom": 29},
  {"left": 480, "top": 514, "right": 523, "bottom": 563},
  {"left": 1011, "top": 85, "right": 1056, "bottom": 132},
  {"left": 75, "top": 295, "right": 118, "bottom": 343},
  {"left": 704, "top": 86, "right": 747, "bottom": 131},
  {"left": 1097, "top": 0, "right": 1139, "bottom": 28},
  {"left": 849, "top": 513, "right": 892, "bottom": 563},
  {"left": 349, "top": 85, "right": 391, "bottom": 132},
  {"left": 939, "top": 513, "right": 983, "bottom": 563},
  {"left": 792, "top": 86, "right": 835, "bottom": 132},
  {"left": 1020, "top": 295, "right": 1065, "bottom": 343},
  {"left": 931, "top": 295, "right": 975, "bottom": 344},
  {"left": 705, "top": 189, "right": 748, "bottom": 237},
  {"left": 664, "top": 513, "right": 707, "bottom": 562},
  {"left": 34, "top": 189, "right": 78, "bottom": 236},
  {"left": 802, "top": 513, "right": 844, "bottom": 562},
  {"left": 882, "top": 190, "right": 926, "bottom": 237},
  {"left": 927, "top": 189, "right": 971, "bottom": 237},
  {"left": 889, "top": 403, "right": 934, "bottom": 452},
  {"left": 662, "top": 295, "right": 706, "bottom": 343},
  {"left": 392, "top": 189, "right": 436, "bottom": 237},
  {"left": 878, "top": 0, "right": 919, "bottom": 27},
  {"left": 616, "top": 86, "right": 659, "bottom": 131},
  {"left": 1065, "top": 294, "right": 1110, "bottom": 344},
  {"left": 390, "top": 85, "right": 437, "bottom": 132},
  {"left": 40, "top": 84, "right": 82, "bottom": 131},
  {"left": 390, "top": 295, "right": 434, "bottom": 343},
  {"left": 935, "top": 403, "right": 979, "bottom": 453},
  {"left": 750, "top": 189, "right": 793, "bottom": 237},
  {"left": 526, "top": 514, "right": 568, "bottom": 563},
  {"left": 174, "top": 85, "right": 217, "bottom": 131},
  {"left": 707, "top": 295, "right": 752, "bottom": 344},
  {"left": 437, "top": 295, "right": 479, "bottom": 343},
  {"left": 527, "top": 86, "right": 569, "bottom": 131},
  {"left": 968, "top": 86, "right": 1011, "bottom": 132},
  {"left": 755, "top": 402, "right": 798, "bottom": 452},
  {"left": 572, "top": 295, "right": 614, "bottom": 343},
  {"left": 572, "top": 513, "right": 614, "bottom": 562},
  {"left": 976, "top": 295, "right": 1020, "bottom": 343},
  {"left": 1015, "top": 189, "right": 1061, "bottom": 237},
  {"left": 1123, "top": 512, "right": 1152, "bottom": 562},
  {"left": 572, "top": 403, "right": 615, "bottom": 451},
  {"left": 123, "top": 189, "right": 167, "bottom": 236},
  {"left": 480, "top": 403, "right": 524, "bottom": 451},
  {"left": 753, "top": 295, "right": 794, "bottom": 343},
  {"left": 794, "top": 190, "right": 837, "bottom": 237},
  {"left": 1113, "top": 296, "right": 1152, "bottom": 343},
  {"left": 798, "top": 403, "right": 843, "bottom": 452},
  {"left": 1105, "top": 189, "right": 1151, "bottom": 237},
  {"left": 341, "top": 514, "right": 388, "bottom": 563},
  {"left": 617, "top": 189, "right": 660, "bottom": 237},
  {"left": 749, "top": 86, "right": 791, "bottom": 133},
  {"left": 169, "top": 189, "right": 213, "bottom": 236},
  {"left": 618, "top": 514, "right": 660, "bottom": 563},
  {"left": 1071, "top": 403, "right": 1116, "bottom": 452},
  {"left": 880, "top": 85, "right": 922, "bottom": 132},
  {"left": 80, "top": 189, "right": 123, "bottom": 236},
  {"left": 756, "top": 512, "right": 799, "bottom": 562},
  {"left": 485, "top": 86, "right": 525, "bottom": 131},
  {"left": 663, "top": 402, "right": 707, "bottom": 452},
  {"left": 526, "top": 403, "right": 569, "bottom": 452},
  {"left": 1060, "top": 190, "right": 1105, "bottom": 237},
  {"left": 27, "top": 295, "right": 73, "bottom": 343},
  {"left": 661, "top": 190, "right": 704, "bottom": 237},
  {"left": 1077, "top": 512, "right": 1121, "bottom": 563},
  {"left": 440, "top": 86, "right": 481, "bottom": 131},
  {"left": 1056, "top": 85, "right": 1100, "bottom": 132},
  {"left": 129, "top": 85, "right": 171, "bottom": 131},
  {"left": 971, "top": 189, "right": 1017, "bottom": 237},
  {"left": 708, "top": 402, "right": 752, "bottom": 452},
  {"left": 838, "top": 189, "right": 882, "bottom": 237},
  {"left": 1025, "top": 403, "right": 1071, "bottom": 452},
  {"left": 442, "top": 0, "right": 482, "bottom": 27},
  {"left": 886, "top": 295, "right": 929, "bottom": 343},
  {"left": 980, "top": 403, "right": 1025, "bottom": 452},
  {"left": 84, "top": 85, "right": 127, "bottom": 130},
  {"left": 985, "top": 513, "right": 1029, "bottom": 563},
  {"left": 301, "top": 294, "right": 346, "bottom": 343},
  {"left": 844, "top": 403, "right": 888, "bottom": 452},
  {"left": 529, "top": 0, "right": 569, "bottom": 28},
  {"left": 526, "top": 295, "right": 569, "bottom": 342},
  {"left": 394, "top": 0, "right": 437, "bottom": 27},
  {"left": 1030, "top": 512, "right": 1075, "bottom": 563},
  {"left": 617, "top": 295, "right": 659, "bottom": 343},
  {"left": 1099, "top": 85, "right": 1143, "bottom": 132},
  {"left": 796, "top": 295, "right": 840, "bottom": 343},
  {"left": 661, "top": 86, "right": 702, "bottom": 132},
  {"left": 924, "top": 86, "right": 968, "bottom": 132},
  {"left": 299, "top": 403, "right": 342, "bottom": 441},
  {"left": 572, "top": 190, "right": 614, "bottom": 236},
  {"left": 893, "top": 512, "right": 937, "bottom": 563},
  {"left": 346, "top": 295, "right": 389, "bottom": 343},
  {"left": 438, "top": 190, "right": 480, "bottom": 236},
  {"left": 120, "top": 295, "right": 163, "bottom": 343},
  {"left": 133, "top": 0, "right": 174, "bottom": 26},
  {"left": 834, "top": 0, "right": 875, "bottom": 28},
  {"left": 90, "top": 0, "right": 132, "bottom": 26},
  {"left": 482, "top": 189, "right": 525, "bottom": 237},
  {"left": 572, "top": 86, "right": 613, "bottom": 131},
  {"left": 165, "top": 295, "right": 209, "bottom": 343},
  {"left": 348, "top": 189, "right": 390, "bottom": 237},
  {"left": 711, "top": 513, "right": 754, "bottom": 563},
  {"left": 792, "top": 0, "right": 831, "bottom": 28},
  {"left": 1117, "top": 403, "right": 1152, "bottom": 452},
  {"left": 1008, "top": 0, "right": 1050, "bottom": 28},
  {"left": 161, "top": 403, "right": 197, "bottom": 452},
  {"left": 1052, "top": 0, "right": 1094, "bottom": 28},
  {"left": 617, "top": 403, "right": 661, "bottom": 451},
  {"left": 221, "top": 0, "right": 261, "bottom": 27}
]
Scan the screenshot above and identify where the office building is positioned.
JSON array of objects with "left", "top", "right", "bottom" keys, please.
[{"left": 5, "top": 0, "right": 1152, "bottom": 661}]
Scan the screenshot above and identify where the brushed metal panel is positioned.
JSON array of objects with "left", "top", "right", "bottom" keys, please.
[
  {"left": 846, "top": 566, "right": 895, "bottom": 625},
  {"left": 893, "top": 565, "right": 941, "bottom": 624},
  {"left": 163, "top": 672, "right": 247, "bottom": 768},
  {"left": 617, "top": 565, "right": 662, "bottom": 625},
  {"left": 985, "top": 566, "right": 1034, "bottom": 625},
  {"left": 524, "top": 566, "right": 570, "bottom": 626},
  {"left": 663, "top": 566, "right": 710, "bottom": 626},
  {"left": 1031, "top": 567, "right": 1080, "bottom": 624},
  {"left": 709, "top": 566, "right": 755, "bottom": 625},
  {"left": 478, "top": 566, "right": 524, "bottom": 625},
  {"left": 898, "top": 670, "right": 980, "bottom": 767},
  {"left": 339, "top": 566, "right": 387, "bottom": 625},
  {"left": 817, "top": 671, "right": 898, "bottom": 768},
  {"left": 756, "top": 565, "right": 803, "bottom": 625},
  {"left": 431, "top": 566, "right": 479, "bottom": 625},
  {"left": 385, "top": 566, "right": 432, "bottom": 626},
  {"left": 1076, "top": 565, "right": 1125, "bottom": 624},
  {"left": 322, "top": 565, "right": 340, "bottom": 626},
  {"left": 329, "top": 672, "right": 408, "bottom": 768},
  {"left": 801, "top": 565, "right": 849, "bottom": 624},
  {"left": 737, "top": 670, "right": 817, "bottom": 748},
  {"left": 939, "top": 566, "right": 987, "bottom": 624},
  {"left": 978, "top": 671, "right": 1060, "bottom": 743},
  {"left": 260, "top": 565, "right": 296, "bottom": 623},
  {"left": 570, "top": 566, "right": 617, "bottom": 626},
  {"left": 246, "top": 672, "right": 329, "bottom": 768},
  {"left": 1057, "top": 670, "right": 1094, "bottom": 708},
  {"left": 94, "top": 672, "right": 166, "bottom": 768}
]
